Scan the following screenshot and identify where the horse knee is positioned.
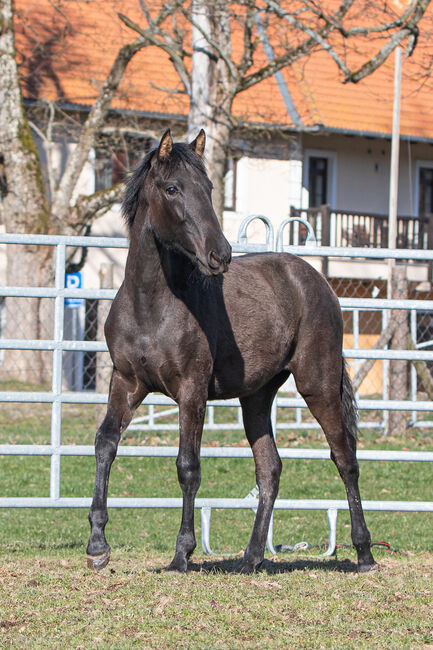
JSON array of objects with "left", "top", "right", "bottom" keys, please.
[
  {"left": 257, "top": 455, "right": 282, "bottom": 503},
  {"left": 176, "top": 451, "right": 201, "bottom": 492},
  {"left": 331, "top": 447, "right": 359, "bottom": 482},
  {"left": 94, "top": 415, "right": 121, "bottom": 461}
]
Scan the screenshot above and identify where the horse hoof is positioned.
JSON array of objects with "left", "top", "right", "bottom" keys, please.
[
  {"left": 357, "top": 561, "right": 378, "bottom": 573},
  {"left": 86, "top": 549, "right": 110, "bottom": 570},
  {"left": 239, "top": 559, "right": 263, "bottom": 574},
  {"left": 165, "top": 556, "right": 188, "bottom": 573},
  {"left": 165, "top": 562, "right": 187, "bottom": 573}
]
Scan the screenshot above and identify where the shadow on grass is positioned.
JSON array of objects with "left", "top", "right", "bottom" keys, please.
[
  {"left": 155, "top": 556, "right": 358, "bottom": 575},
  {"left": 1, "top": 540, "right": 85, "bottom": 553}
]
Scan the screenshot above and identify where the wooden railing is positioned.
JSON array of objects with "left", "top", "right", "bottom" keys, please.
[{"left": 289, "top": 206, "right": 431, "bottom": 250}]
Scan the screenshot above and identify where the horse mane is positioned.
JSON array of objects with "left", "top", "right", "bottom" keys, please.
[{"left": 122, "top": 142, "right": 208, "bottom": 233}]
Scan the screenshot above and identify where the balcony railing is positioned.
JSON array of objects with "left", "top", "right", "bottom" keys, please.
[{"left": 289, "top": 206, "right": 432, "bottom": 250}]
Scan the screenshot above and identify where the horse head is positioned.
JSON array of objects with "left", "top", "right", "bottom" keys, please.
[{"left": 140, "top": 129, "right": 232, "bottom": 276}]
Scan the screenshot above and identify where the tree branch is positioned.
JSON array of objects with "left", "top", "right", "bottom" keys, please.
[
  {"left": 28, "top": 101, "right": 56, "bottom": 201},
  {"left": 238, "top": 1, "right": 259, "bottom": 77},
  {"left": 69, "top": 184, "right": 124, "bottom": 229},
  {"left": 118, "top": 11, "right": 192, "bottom": 95},
  {"left": 239, "top": 0, "right": 353, "bottom": 91},
  {"left": 345, "top": 0, "right": 430, "bottom": 82},
  {"left": 51, "top": 0, "right": 184, "bottom": 223},
  {"left": 148, "top": 80, "right": 186, "bottom": 94}
]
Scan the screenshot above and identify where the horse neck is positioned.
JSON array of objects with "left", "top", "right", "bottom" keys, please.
[
  {"left": 124, "top": 221, "right": 163, "bottom": 295},
  {"left": 124, "top": 219, "right": 194, "bottom": 299}
]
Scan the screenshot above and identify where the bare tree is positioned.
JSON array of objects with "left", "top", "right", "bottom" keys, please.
[
  {"left": 0, "top": 0, "right": 183, "bottom": 383},
  {"left": 120, "top": 0, "right": 432, "bottom": 220}
]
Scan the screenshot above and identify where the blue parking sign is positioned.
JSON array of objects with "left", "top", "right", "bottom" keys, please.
[{"left": 65, "top": 272, "right": 83, "bottom": 308}]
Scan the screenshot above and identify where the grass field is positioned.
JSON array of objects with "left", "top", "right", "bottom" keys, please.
[{"left": 1, "top": 395, "right": 432, "bottom": 648}]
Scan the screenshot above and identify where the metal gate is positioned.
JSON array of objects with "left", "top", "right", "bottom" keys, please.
[{"left": 1, "top": 219, "right": 433, "bottom": 555}]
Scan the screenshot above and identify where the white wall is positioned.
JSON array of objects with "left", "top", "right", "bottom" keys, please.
[
  {"left": 222, "top": 135, "right": 433, "bottom": 247},
  {"left": 302, "top": 134, "right": 433, "bottom": 216},
  {"left": 82, "top": 207, "right": 128, "bottom": 290},
  {"left": 223, "top": 156, "right": 302, "bottom": 244}
]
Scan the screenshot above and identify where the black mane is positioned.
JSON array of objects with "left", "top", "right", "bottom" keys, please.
[{"left": 122, "top": 142, "right": 208, "bottom": 233}]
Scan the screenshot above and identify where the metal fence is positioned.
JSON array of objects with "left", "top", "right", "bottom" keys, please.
[{"left": 1, "top": 218, "right": 433, "bottom": 555}]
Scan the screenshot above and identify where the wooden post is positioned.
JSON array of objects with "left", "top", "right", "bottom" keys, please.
[
  {"left": 386, "top": 265, "right": 409, "bottom": 436},
  {"left": 320, "top": 204, "right": 330, "bottom": 276},
  {"left": 95, "top": 263, "right": 114, "bottom": 425},
  {"left": 427, "top": 216, "right": 433, "bottom": 281}
]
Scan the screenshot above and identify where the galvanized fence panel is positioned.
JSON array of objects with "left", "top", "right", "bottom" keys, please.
[{"left": 1, "top": 225, "right": 433, "bottom": 554}]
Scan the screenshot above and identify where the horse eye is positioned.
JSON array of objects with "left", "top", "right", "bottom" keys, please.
[{"left": 166, "top": 185, "right": 178, "bottom": 196}]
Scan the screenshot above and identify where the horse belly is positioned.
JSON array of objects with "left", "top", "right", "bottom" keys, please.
[{"left": 209, "top": 321, "right": 292, "bottom": 399}]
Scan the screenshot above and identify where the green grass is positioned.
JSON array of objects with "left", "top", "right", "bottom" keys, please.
[
  {"left": 0, "top": 553, "right": 432, "bottom": 648},
  {"left": 1, "top": 392, "right": 432, "bottom": 647}
]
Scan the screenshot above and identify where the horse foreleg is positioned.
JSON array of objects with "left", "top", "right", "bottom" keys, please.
[
  {"left": 167, "top": 395, "right": 206, "bottom": 573},
  {"left": 87, "top": 370, "right": 147, "bottom": 570},
  {"left": 240, "top": 389, "right": 282, "bottom": 573}
]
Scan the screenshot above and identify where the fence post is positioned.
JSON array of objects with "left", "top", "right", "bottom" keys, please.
[
  {"left": 386, "top": 265, "right": 410, "bottom": 436},
  {"left": 427, "top": 216, "right": 433, "bottom": 281},
  {"left": 95, "top": 263, "right": 113, "bottom": 424},
  {"left": 320, "top": 204, "right": 330, "bottom": 276}
]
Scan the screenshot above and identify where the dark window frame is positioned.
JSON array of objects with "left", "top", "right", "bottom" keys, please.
[
  {"left": 308, "top": 156, "right": 328, "bottom": 208},
  {"left": 418, "top": 166, "right": 433, "bottom": 216}
]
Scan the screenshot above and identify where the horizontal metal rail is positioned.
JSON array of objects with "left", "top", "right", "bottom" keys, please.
[
  {"left": 0, "top": 233, "right": 129, "bottom": 248},
  {"left": 3, "top": 231, "right": 433, "bottom": 259},
  {"left": 3, "top": 286, "right": 433, "bottom": 313},
  {"left": 277, "top": 244, "right": 433, "bottom": 260},
  {"left": 3, "top": 339, "right": 433, "bottom": 362},
  {"left": 1, "top": 444, "right": 432, "bottom": 462},
  {"left": 0, "top": 497, "right": 431, "bottom": 513},
  {"left": 2, "top": 391, "right": 433, "bottom": 413}
]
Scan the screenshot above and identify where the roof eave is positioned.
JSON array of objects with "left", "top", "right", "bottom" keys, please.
[
  {"left": 311, "top": 124, "right": 433, "bottom": 145},
  {"left": 23, "top": 99, "right": 433, "bottom": 145}
]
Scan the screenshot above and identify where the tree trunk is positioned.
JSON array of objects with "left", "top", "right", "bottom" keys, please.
[
  {"left": 0, "top": 0, "right": 146, "bottom": 385},
  {"left": 188, "top": 0, "right": 235, "bottom": 223},
  {"left": 0, "top": 0, "right": 53, "bottom": 384},
  {"left": 0, "top": 245, "right": 54, "bottom": 385},
  {"left": 0, "top": 0, "right": 49, "bottom": 232}
]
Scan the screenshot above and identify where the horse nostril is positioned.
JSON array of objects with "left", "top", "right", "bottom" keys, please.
[{"left": 208, "top": 250, "right": 222, "bottom": 270}]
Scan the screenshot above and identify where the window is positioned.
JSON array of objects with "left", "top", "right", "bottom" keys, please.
[
  {"left": 303, "top": 149, "right": 337, "bottom": 209},
  {"left": 418, "top": 166, "right": 433, "bottom": 216},
  {"left": 308, "top": 156, "right": 328, "bottom": 207},
  {"left": 94, "top": 138, "right": 153, "bottom": 191},
  {"left": 94, "top": 149, "right": 113, "bottom": 192},
  {"left": 224, "top": 157, "right": 238, "bottom": 211}
]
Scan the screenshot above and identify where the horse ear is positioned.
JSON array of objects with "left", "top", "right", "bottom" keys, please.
[
  {"left": 189, "top": 129, "right": 206, "bottom": 158},
  {"left": 158, "top": 129, "right": 173, "bottom": 162}
]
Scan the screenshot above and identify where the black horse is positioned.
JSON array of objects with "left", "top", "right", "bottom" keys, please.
[{"left": 86, "top": 129, "right": 376, "bottom": 574}]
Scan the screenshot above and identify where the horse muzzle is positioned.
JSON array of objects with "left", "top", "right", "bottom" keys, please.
[{"left": 206, "top": 246, "right": 232, "bottom": 275}]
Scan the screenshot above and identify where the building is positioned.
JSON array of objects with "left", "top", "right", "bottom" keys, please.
[{"left": 3, "top": 0, "right": 433, "bottom": 392}]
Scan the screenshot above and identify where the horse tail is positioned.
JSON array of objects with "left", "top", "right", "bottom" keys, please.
[{"left": 341, "top": 357, "right": 359, "bottom": 441}]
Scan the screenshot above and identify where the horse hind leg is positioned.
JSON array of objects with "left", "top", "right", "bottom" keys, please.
[
  {"left": 239, "top": 381, "right": 283, "bottom": 573},
  {"left": 87, "top": 370, "right": 147, "bottom": 570},
  {"left": 296, "top": 361, "right": 376, "bottom": 572}
]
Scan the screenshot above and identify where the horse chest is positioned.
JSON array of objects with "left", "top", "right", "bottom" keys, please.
[{"left": 113, "top": 316, "right": 211, "bottom": 398}]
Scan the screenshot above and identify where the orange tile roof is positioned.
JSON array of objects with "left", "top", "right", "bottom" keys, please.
[{"left": 14, "top": 0, "right": 433, "bottom": 140}]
